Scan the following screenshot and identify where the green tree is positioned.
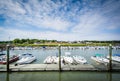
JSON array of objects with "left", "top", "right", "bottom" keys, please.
[{"left": 13, "top": 38, "right": 21, "bottom": 44}]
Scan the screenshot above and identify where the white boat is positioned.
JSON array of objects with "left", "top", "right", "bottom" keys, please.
[
  {"left": 43, "top": 56, "right": 54, "bottom": 64},
  {"left": 52, "top": 56, "right": 59, "bottom": 64},
  {"left": 73, "top": 56, "right": 87, "bottom": 64},
  {"left": 44, "top": 56, "right": 64, "bottom": 64},
  {"left": 63, "top": 52, "right": 74, "bottom": 64},
  {"left": 63, "top": 56, "right": 73, "bottom": 64},
  {"left": 16, "top": 53, "right": 36, "bottom": 64},
  {"left": 107, "top": 54, "right": 120, "bottom": 62},
  {"left": 91, "top": 54, "right": 109, "bottom": 64},
  {"left": 44, "top": 56, "right": 62, "bottom": 64},
  {"left": 111, "top": 56, "right": 120, "bottom": 62}
]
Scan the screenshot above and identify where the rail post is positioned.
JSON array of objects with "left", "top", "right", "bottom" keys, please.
[
  {"left": 108, "top": 44, "right": 112, "bottom": 71},
  {"left": 58, "top": 44, "right": 61, "bottom": 71},
  {"left": 6, "top": 44, "right": 10, "bottom": 72}
]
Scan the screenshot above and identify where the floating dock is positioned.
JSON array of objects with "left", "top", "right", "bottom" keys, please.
[
  {"left": 0, "top": 64, "right": 97, "bottom": 71},
  {"left": 0, "top": 63, "right": 120, "bottom": 72},
  {"left": 10, "top": 64, "right": 97, "bottom": 71},
  {"left": 0, "top": 64, "right": 116, "bottom": 72}
]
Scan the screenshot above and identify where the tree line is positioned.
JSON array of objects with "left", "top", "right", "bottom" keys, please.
[
  {"left": 0, "top": 38, "right": 57, "bottom": 44},
  {"left": 0, "top": 38, "right": 120, "bottom": 44}
]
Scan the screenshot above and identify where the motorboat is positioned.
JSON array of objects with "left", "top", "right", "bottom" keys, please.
[
  {"left": 52, "top": 56, "right": 59, "bottom": 64},
  {"left": 73, "top": 56, "right": 87, "bottom": 64},
  {"left": 63, "top": 56, "right": 73, "bottom": 64},
  {"left": 113, "top": 54, "right": 120, "bottom": 57},
  {"left": 16, "top": 53, "right": 36, "bottom": 64},
  {"left": 63, "top": 52, "right": 73, "bottom": 64},
  {"left": 91, "top": 54, "right": 109, "bottom": 64},
  {"left": 0, "top": 55, "right": 19, "bottom": 64},
  {"left": 107, "top": 54, "right": 120, "bottom": 62},
  {"left": 44, "top": 56, "right": 60, "bottom": 64},
  {"left": 43, "top": 56, "right": 54, "bottom": 64},
  {"left": 0, "top": 53, "right": 5, "bottom": 56},
  {"left": 44, "top": 55, "right": 65, "bottom": 64}
]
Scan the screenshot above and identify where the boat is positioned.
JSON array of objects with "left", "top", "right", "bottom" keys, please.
[
  {"left": 16, "top": 53, "right": 36, "bottom": 64},
  {"left": 44, "top": 52, "right": 74, "bottom": 64},
  {"left": 0, "top": 55, "right": 19, "bottom": 64},
  {"left": 91, "top": 54, "right": 109, "bottom": 64},
  {"left": 0, "top": 51, "right": 6, "bottom": 56},
  {"left": 44, "top": 56, "right": 60, "bottom": 64},
  {"left": 52, "top": 56, "right": 59, "bottom": 64},
  {"left": 63, "top": 56, "right": 73, "bottom": 64},
  {"left": 107, "top": 54, "right": 120, "bottom": 62},
  {"left": 113, "top": 54, "right": 120, "bottom": 57},
  {"left": 62, "top": 52, "right": 74, "bottom": 64},
  {"left": 0, "top": 53, "right": 5, "bottom": 56},
  {"left": 73, "top": 56, "right": 87, "bottom": 64},
  {"left": 43, "top": 56, "right": 54, "bottom": 64}
]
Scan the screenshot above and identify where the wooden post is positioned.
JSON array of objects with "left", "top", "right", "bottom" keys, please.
[
  {"left": 58, "top": 44, "right": 61, "bottom": 71},
  {"left": 6, "top": 44, "right": 10, "bottom": 72},
  {"left": 109, "top": 44, "right": 112, "bottom": 71}
]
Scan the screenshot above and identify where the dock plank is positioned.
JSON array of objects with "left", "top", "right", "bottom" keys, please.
[{"left": 0, "top": 64, "right": 120, "bottom": 71}]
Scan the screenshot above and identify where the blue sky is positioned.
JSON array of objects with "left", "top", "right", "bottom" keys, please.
[{"left": 0, "top": 0, "right": 120, "bottom": 41}]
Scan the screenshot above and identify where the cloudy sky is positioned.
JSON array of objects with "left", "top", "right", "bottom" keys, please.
[{"left": 0, "top": 0, "right": 120, "bottom": 41}]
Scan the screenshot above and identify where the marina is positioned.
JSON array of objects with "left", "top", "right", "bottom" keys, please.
[
  {"left": 0, "top": 0, "right": 120, "bottom": 81},
  {"left": 0, "top": 46, "right": 118, "bottom": 81},
  {"left": 0, "top": 46, "right": 120, "bottom": 72}
]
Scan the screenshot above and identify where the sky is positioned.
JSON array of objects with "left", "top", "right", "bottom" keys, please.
[{"left": 0, "top": 0, "right": 120, "bottom": 41}]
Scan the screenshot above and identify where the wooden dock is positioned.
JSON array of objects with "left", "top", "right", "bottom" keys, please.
[
  {"left": 0, "top": 64, "right": 120, "bottom": 72},
  {"left": 10, "top": 64, "right": 99, "bottom": 71},
  {"left": 0, "top": 64, "right": 99, "bottom": 71}
]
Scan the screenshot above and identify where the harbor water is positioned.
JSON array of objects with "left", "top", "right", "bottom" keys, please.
[
  {"left": 0, "top": 72, "right": 120, "bottom": 81},
  {"left": 8, "top": 46, "right": 120, "bottom": 64}
]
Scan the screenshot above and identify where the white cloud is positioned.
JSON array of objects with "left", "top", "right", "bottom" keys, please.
[
  {"left": 0, "top": 0, "right": 72, "bottom": 31},
  {"left": 72, "top": 12, "right": 107, "bottom": 35},
  {"left": 72, "top": 0, "right": 120, "bottom": 35},
  {"left": 0, "top": 28, "right": 78, "bottom": 41},
  {"left": 0, "top": 27, "right": 120, "bottom": 41},
  {"left": 41, "top": 17, "right": 70, "bottom": 31},
  {"left": 0, "top": 0, "right": 120, "bottom": 41}
]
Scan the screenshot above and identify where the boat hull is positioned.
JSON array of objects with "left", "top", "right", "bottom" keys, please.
[
  {"left": 73, "top": 56, "right": 87, "bottom": 64},
  {"left": 91, "top": 56, "right": 109, "bottom": 64},
  {"left": 0, "top": 56, "right": 19, "bottom": 64},
  {"left": 16, "top": 56, "right": 36, "bottom": 64}
]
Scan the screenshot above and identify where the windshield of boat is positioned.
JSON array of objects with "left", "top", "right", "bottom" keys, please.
[{"left": 22, "top": 54, "right": 32, "bottom": 56}]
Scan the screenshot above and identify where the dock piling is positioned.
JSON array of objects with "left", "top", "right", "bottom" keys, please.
[
  {"left": 58, "top": 44, "right": 61, "bottom": 71},
  {"left": 6, "top": 44, "right": 10, "bottom": 72},
  {"left": 108, "top": 44, "right": 112, "bottom": 71}
]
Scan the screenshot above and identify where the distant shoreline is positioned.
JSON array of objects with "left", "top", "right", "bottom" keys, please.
[{"left": 3, "top": 43, "right": 119, "bottom": 47}]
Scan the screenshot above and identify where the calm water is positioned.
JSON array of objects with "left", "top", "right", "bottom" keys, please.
[{"left": 0, "top": 72, "right": 120, "bottom": 81}]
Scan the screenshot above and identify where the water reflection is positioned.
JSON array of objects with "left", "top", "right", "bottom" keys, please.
[
  {"left": 108, "top": 72, "right": 112, "bottom": 81},
  {"left": 6, "top": 72, "right": 9, "bottom": 81},
  {"left": 2, "top": 72, "right": 120, "bottom": 81},
  {"left": 59, "top": 72, "right": 61, "bottom": 81}
]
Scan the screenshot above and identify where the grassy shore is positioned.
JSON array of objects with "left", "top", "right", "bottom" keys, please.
[{"left": 14, "top": 43, "right": 110, "bottom": 47}]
